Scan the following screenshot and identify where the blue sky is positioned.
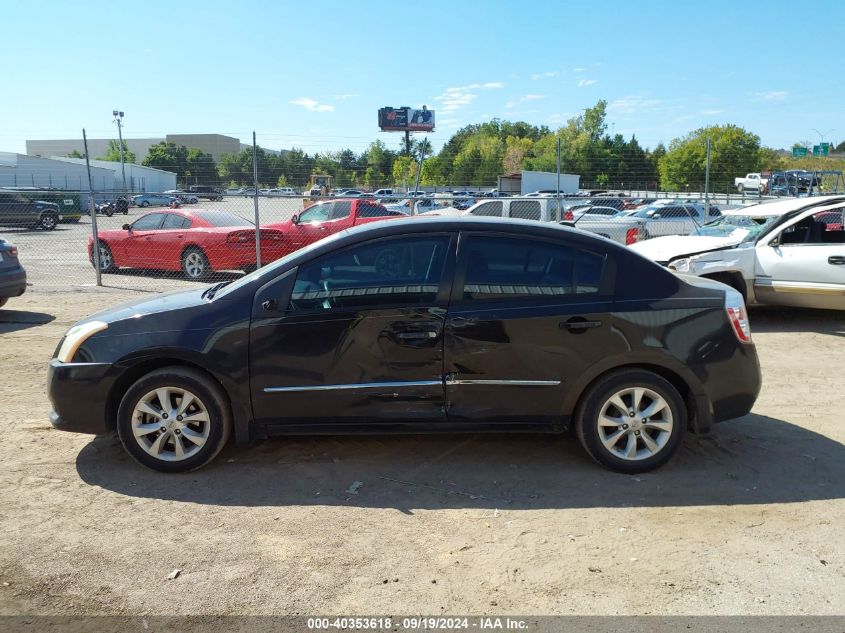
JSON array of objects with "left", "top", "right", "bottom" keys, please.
[{"left": 2, "top": 0, "right": 842, "bottom": 155}]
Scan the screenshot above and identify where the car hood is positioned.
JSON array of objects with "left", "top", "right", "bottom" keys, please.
[
  {"left": 80, "top": 286, "right": 211, "bottom": 326},
  {"left": 629, "top": 234, "right": 743, "bottom": 262}
]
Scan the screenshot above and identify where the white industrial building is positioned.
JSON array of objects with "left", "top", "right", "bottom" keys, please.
[
  {"left": 0, "top": 152, "right": 176, "bottom": 193},
  {"left": 0, "top": 152, "right": 115, "bottom": 191},
  {"left": 51, "top": 157, "right": 176, "bottom": 192}
]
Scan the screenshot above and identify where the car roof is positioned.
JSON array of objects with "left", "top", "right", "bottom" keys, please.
[{"left": 722, "top": 195, "right": 845, "bottom": 217}]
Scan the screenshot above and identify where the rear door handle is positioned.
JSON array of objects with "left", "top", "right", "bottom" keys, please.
[
  {"left": 560, "top": 319, "right": 602, "bottom": 331},
  {"left": 828, "top": 255, "right": 845, "bottom": 265},
  {"left": 397, "top": 331, "right": 438, "bottom": 340}
]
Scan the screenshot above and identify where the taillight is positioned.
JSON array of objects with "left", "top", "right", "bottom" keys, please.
[
  {"left": 8, "top": 247, "right": 18, "bottom": 258},
  {"left": 725, "top": 291, "right": 752, "bottom": 343},
  {"left": 563, "top": 210, "right": 574, "bottom": 221},
  {"left": 624, "top": 228, "right": 640, "bottom": 245}
]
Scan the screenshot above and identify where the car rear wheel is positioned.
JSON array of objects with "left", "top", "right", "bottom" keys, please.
[
  {"left": 141, "top": 201, "right": 150, "bottom": 207},
  {"left": 182, "top": 247, "right": 211, "bottom": 280},
  {"left": 737, "top": 184, "right": 744, "bottom": 193},
  {"left": 0, "top": 297, "right": 8, "bottom": 309},
  {"left": 92, "top": 241, "right": 118, "bottom": 273},
  {"left": 39, "top": 213, "right": 58, "bottom": 230},
  {"left": 575, "top": 369, "right": 685, "bottom": 473},
  {"left": 116, "top": 367, "right": 232, "bottom": 473}
]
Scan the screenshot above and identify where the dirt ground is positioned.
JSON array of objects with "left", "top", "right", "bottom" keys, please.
[{"left": 1, "top": 286, "right": 843, "bottom": 617}]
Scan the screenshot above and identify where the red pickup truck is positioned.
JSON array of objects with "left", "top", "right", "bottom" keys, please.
[{"left": 264, "top": 198, "right": 407, "bottom": 257}]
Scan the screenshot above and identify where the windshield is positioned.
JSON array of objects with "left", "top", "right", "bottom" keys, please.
[{"left": 694, "top": 214, "right": 777, "bottom": 242}]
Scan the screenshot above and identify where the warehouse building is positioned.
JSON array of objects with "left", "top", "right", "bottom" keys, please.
[
  {"left": 27, "top": 133, "right": 251, "bottom": 163},
  {"left": 0, "top": 152, "right": 176, "bottom": 193},
  {"left": 51, "top": 157, "right": 176, "bottom": 192},
  {"left": 0, "top": 152, "right": 115, "bottom": 191}
]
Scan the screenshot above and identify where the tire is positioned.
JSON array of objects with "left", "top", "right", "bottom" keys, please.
[
  {"left": 106, "top": 207, "right": 114, "bottom": 217},
  {"left": 116, "top": 367, "right": 232, "bottom": 473},
  {"left": 0, "top": 297, "right": 8, "bottom": 309},
  {"left": 92, "top": 241, "right": 118, "bottom": 273},
  {"left": 737, "top": 184, "right": 744, "bottom": 193},
  {"left": 181, "top": 247, "right": 211, "bottom": 280},
  {"left": 39, "top": 213, "right": 58, "bottom": 231},
  {"left": 141, "top": 201, "right": 150, "bottom": 208},
  {"left": 575, "top": 369, "right": 686, "bottom": 473}
]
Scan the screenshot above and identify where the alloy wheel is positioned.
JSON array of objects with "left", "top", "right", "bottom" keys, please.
[
  {"left": 596, "top": 387, "right": 673, "bottom": 461},
  {"left": 131, "top": 387, "right": 210, "bottom": 462},
  {"left": 184, "top": 252, "right": 206, "bottom": 278}
]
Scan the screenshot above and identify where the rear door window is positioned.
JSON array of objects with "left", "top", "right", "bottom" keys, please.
[
  {"left": 509, "top": 200, "right": 542, "bottom": 221},
  {"left": 461, "top": 235, "right": 609, "bottom": 300},
  {"left": 471, "top": 201, "right": 503, "bottom": 217}
]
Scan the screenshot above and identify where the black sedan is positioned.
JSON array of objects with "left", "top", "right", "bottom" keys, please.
[
  {"left": 0, "top": 238, "right": 26, "bottom": 308},
  {"left": 47, "top": 217, "right": 762, "bottom": 473}
]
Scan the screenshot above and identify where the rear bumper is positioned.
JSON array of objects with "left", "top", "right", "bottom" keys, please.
[
  {"left": 0, "top": 266, "right": 27, "bottom": 298},
  {"left": 708, "top": 342, "right": 762, "bottom": 425},
  {"left": 47, "top": 359, "right": 114, "bottom": 435}
]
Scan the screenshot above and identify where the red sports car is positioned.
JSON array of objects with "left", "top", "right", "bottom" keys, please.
[{"left": 88, "top": 209, "right": 287, "bottom": 279}]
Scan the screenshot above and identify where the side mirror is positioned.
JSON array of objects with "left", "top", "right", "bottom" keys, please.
[
  {"left": 122, "top": 223, "right": 131, "bottom": 231},
  {"left": 769, "top": 234, "right": 780, "bottom": 247},
  {"left": 291, "top": 214, "right": 299, "bottom": 225}
]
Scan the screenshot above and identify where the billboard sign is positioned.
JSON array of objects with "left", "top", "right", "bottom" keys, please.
[{"left": 378, "top": 106, "right": 435, "bottom": 132}]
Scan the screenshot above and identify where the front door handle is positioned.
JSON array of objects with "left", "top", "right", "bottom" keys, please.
[
  {"left": 560, "top": 318, "right": 602, "bottom": 332},
  {"left": 828, "top": 255, "right": 845, "bottom": 265},
  {"left": 397, "top": 331, "right": 438, "bottom": 340}
]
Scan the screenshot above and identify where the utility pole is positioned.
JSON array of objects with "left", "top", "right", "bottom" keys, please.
[
  {"left": 84, "top": 129, "right": 102, "bottom": 286},
  {"left": 703, "top": 137, "right": 711, "bottom": 234},
  {"left": 252, "top": 132, "right": 262, "bottom": 268},
  {"left": 410, "top": 136, "right": 428, "bottom": 215},
  {"left": 112, "top": 110, "right": 127, "bottom": 193},
  {"left": 556, "top": 136, "right": 561, "bottom": 221}
]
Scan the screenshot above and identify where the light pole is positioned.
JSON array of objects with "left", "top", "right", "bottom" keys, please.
[
  {"left": 112, "top": 110, "right": 127, "bottom": 193},
  {"left": 812, "top": 128, "right": 835, "bottom": 145}
]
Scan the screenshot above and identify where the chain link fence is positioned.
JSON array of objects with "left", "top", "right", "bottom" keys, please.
[{"left": 0, "top": 187, "right": 797, "bottom": 294}]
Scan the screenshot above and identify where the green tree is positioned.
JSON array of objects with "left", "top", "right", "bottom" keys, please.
[
  {"left": 143, "top": 142, "right": 188, "bottom": 179},
  {"left": 98, "top": 139, "right": 136, "bottom": 164},
  {"left": 184, "top": 148, "right": 217, "bottom": 185},
  {"left": 658, "top": 125, "right": 761, "bottom": 191},
  {"left": 420, "top": 156, "right": 446, "bottom": 186},
  {"left": 391, "top": 155, "right": 418, "bottom": 186}
]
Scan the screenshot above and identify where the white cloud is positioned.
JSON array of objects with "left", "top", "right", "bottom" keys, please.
[
  {"left": 607, "top": 96, "right": 663, "bottom": 114},
  {"left": 577, "top": 79, "right": 598, "bottom": 87},
  {"left": 531, "top": 71, "right": 559, "bottom": 80},
  {"left": 434, "top": 82, "right": 505, "bottom": 112},
  {"left": 332, "top": 94, "right": 358, "bottom": 100},
  {"left": 572, "top": 67, "right": 586, "bottom": 73},
  {"left": 520, "top": 94, "right": 545, "bottom": 102},
  {"left": 290, "top": 97, "right": 334, "bottom": 112},
  {"left": 751, "top": 90, "right": 788, "bottom": 101},
  {"left": 701, "top": 109, "right": 725, "bottom": 115}
]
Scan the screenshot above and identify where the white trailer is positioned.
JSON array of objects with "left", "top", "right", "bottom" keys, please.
[{"left": 498, "top": 170, "right": 580, "bottom": 195}]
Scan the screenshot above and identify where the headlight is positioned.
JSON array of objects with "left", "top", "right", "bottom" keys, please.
[
  {"left": 56, "top": 321, "right": 108, "bottom": 363},
  {"left": 668, "top": 257, "right": 691, "bottom": 273}
]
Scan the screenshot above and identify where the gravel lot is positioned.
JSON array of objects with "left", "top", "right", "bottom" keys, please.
[{"left": 0, "top": 276, "right": 843, "bottom": 617}]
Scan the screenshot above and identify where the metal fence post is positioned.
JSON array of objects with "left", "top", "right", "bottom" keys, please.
[
  {"left": 252, "top": 131, "right": 261, "bottom": 268},
  {"left": 83, "top": 129, "right": 102, "bottom": 286}
]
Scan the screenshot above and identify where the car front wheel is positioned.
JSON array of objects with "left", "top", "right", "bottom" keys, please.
[
  {"left": 116, "top": 367, "right": 232, "bottom": 473},
  {"left": 575, "top": 369, "right": 685, "bottom": 473}
]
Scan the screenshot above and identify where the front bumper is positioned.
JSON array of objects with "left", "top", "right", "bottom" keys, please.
[
  {"left": 47, "top": 359, "right": 114, "bottom": 435},
  {"left": 0, "top": 266, "right": 26, "bottom": 298}
]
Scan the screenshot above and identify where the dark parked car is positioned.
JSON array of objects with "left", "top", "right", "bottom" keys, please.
[
  {"left": 47, "top": 218, "right": 761, "bottom": 473},
  {"left": 188, "top": 185, "right": 224, "bottom": 201},
  {"left": 0, "top": 239, "right": 26, "bottom": 308},
  {"left": 0, "top": 191, "right": 61, "bottom": 230}
]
